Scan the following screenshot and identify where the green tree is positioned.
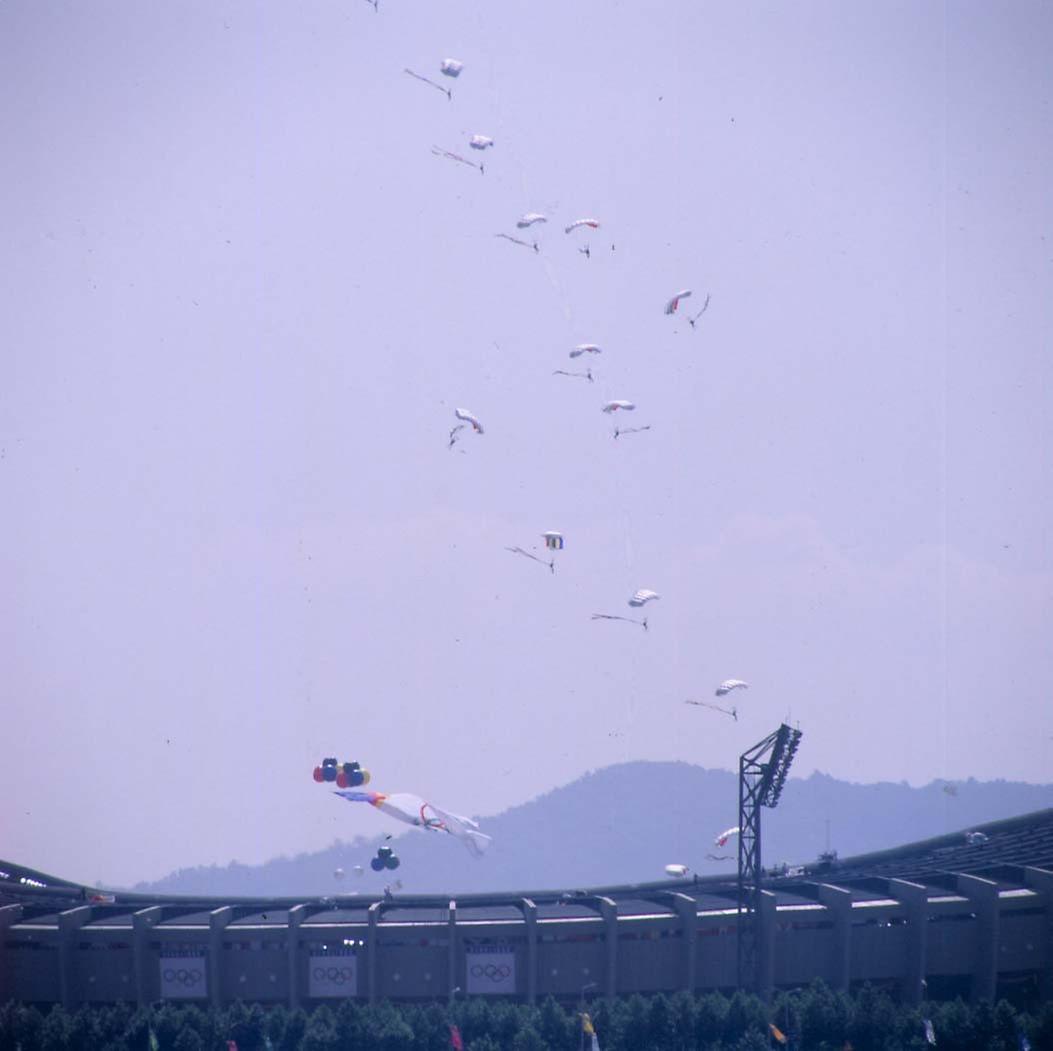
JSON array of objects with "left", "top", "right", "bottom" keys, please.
[
  {"left": 172, "top": 1028, "right": 203, "bottom": 1051},
  {"left": 847, "top": 984, "right": 897, "bottom": 1051},
  {"left": 694, "top": 991, "right": 729, "bottom": 1047},
  {"left": 40, "top": 1005, "right": 73, "bottom": 1051},
  {"left": 300, "top": 1005, "right": 339, "bottom": 1051},
  {"left": 510, "top": 1025, "right": 547, "bottom": 1051},
  {"left": 0, "top": 1003, "right": 45, "bottom": 1051},
  {"left": 536, "top": 997, "right": 575, "bottom": 1051}
]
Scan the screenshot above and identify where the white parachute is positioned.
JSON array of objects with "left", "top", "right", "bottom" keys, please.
[
  {"left": 469, "top": 134, "right": 494, "bottom": 150},
  {"left": 664, "top": 289, "right": 692, "bottom": 315},
  {"left": 565, "top": 218, "right": 600, "bottom": 234},
  {"left": 440, "top": 58, "right": 463, "bottom": 77},
  {"left": 629, "top": 589, "right": 660, "bottom": 607},
  {"left": 517, "top": 213, "right": 548, "bottom": 228},
  {"left": 570, "top": 344, "right": 602, "bottom": 358},
  {"left": 716, "top": 679, "right": 749, "bottom": 697},
  {"left": 714, "top": 826, "right": 741, "bottom": 848},
  {"left": 454, "top": 408, "right": 484, "bottom": 434},
  {"left": 602, "top": 400, "right": 635, "bottom": 413},
  {"left": 664, "top": 863, "right": 689, "bottom": 878},
  {"left": 334, "top": 867, "right": 346, "bottom": 880}
]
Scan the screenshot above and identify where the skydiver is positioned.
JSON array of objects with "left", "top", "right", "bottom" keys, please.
[
  {"left": 688, "top": 293, "right": 711, "bottom": 328},
  {"left": 591, "top": 613, "right": 648, "bottom": 631},
  {"left": 579, "top": 245, "right": 591, "bottom": 259}
]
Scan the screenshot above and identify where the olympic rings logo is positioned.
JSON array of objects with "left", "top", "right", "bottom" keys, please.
[
  {"left": 162, "top": 968, "right": 204, "bottom": 987},
  {"left": 470, "top": 963, "right": 512, "bottom": 981},
  {"left": 312, "top": 966, "right": 354, "bottom": 983}
]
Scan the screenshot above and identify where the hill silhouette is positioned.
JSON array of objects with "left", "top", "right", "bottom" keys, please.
[{"left": 133, "top": 762, "right": 1053, "bottom": 897}]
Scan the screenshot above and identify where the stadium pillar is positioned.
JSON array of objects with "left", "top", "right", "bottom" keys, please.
[
  {"left": 519, "top": 898, "right": 538, "bottom": 1004},
  {"left": 888, "top": 879, "right": 928, "bottom": 1005},
  {"left": 1023, "top": 867, "right": 1053, "bottom": 1000},
  {"left": 957, "top": 874, "right": 1000, "bottom": 1002},
  {"left": 669, "top": 892, "right": 697, "bottom": 991},
  {"left": 0, "top": 905, "right": 22, "bottom": 1000},
  {"left": 57, "top": 906, "right": 92, "bottom": 1009},
  {"left": 208, "top": 907, "right": 232, "bottom": 1008},
  {"left": 816, "top": 884, "right": 852, "bottom": 992},
  {"left": 367, "top": 902, "right": 382, "bottom": 1004},
  {"left": 287, "top": 905, "right": 307, "bottom": 1009},
  {"left": 756, "top": 890, "right": 776, "bottom": 1001},
  {"left": 447, "top": 900, "right": 458, "bottom": 1001},
  {"left": 596, "top": 897, "right": 618, "bottom": 999}
]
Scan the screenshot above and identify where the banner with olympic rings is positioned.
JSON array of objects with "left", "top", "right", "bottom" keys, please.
[
  {"left": 159, "top": 953, "right": 208, "bottom": 999},
  {"left": 308, "top": 954, "right": 358, "bottom": 998},
  {"left": 465, "top": 948, "right": 516, "bottom": 995}
]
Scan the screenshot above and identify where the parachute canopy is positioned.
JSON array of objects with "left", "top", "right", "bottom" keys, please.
[
  {"left": 714, "top": 826, "right": 741, "bottom": 848},
  {"left": 570, "top": 344, "right": 602, "bottom": 358},
  {"left": 664, "top": 863, "right": 689, "bottom": 878},
  {"left": 664, "top": 289, "right": 692, "bottom": 315},
  {"left": 602, "top": 400, "right": 635, "bottom": 413},
  {"left": 716, "top": 679, "right": 749, "bottom": 696},
  {"left": 469, "top": 134, "right": 494, "bottom": 150},
  {"left": 454, "top": 408, "right": 484, "bottom": 434},
  {"left": 517, "top": 213, "right": 547, "bottom": 228},
  {"left": 440, "top": 58, "right": 463, "bottom": 77},
  {"left": 335, "top": 790, "right": 491, "bottom": 857},
  {"left": 629, "top": 589, "right": 660, "bottom": 607},
  {"left": 542, "top": 531, "right": 564, "bottom": 551},
  {"left": 565, "top": 218, "right": 600, "bottom": 234}
]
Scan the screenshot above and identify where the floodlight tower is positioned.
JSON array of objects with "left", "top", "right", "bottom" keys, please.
[{"left": 736, "top": 723, "right": 803, "bottom": 993}]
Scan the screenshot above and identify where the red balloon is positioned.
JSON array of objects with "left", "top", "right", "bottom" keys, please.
[
  {"left": 312, "top": 767, "right": 324, "bottom": 783},
  {"left": 336, "top": 771, "right": 349, "bottom": 788}
]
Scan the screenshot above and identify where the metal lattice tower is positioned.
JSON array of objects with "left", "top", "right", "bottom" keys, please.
[{"left": 736, "top": 723, "right": 803, "bottom": 992}]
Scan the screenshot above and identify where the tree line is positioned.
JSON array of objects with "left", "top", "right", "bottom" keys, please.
[{"left": 2, "top": 982, "right": 1050, "bottom": 1050}]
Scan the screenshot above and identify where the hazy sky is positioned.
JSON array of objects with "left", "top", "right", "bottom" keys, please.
[{"left": 2, "top": 1, "right": 1051, "bottom": 888}]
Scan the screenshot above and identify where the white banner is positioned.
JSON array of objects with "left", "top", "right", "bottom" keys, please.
[
  {"left": 308, "top": 953, "right": 358, "bottom": 998},
  {"left": 159, "top": 954, "right": 207, "bottom": 999},
  {"left": 465, "top": 948, "right": 516, "bottom": 995}
]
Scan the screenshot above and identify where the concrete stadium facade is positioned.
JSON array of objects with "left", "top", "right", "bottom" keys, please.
[{"left": 3, "top": 809, "right": 1052, "bottom": 1009}]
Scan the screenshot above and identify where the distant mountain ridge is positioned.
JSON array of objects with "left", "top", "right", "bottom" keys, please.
[{"left": 133, "top": 762, "right": 1053, "bottom": 897}]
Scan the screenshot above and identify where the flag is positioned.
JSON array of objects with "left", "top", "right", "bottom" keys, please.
[
  {"left": 769, "top": 1022, "right": 787, "bottom": 1044},
  {"left": 581, "top": 1013, "right": 600, "bottom": 1051},
  {"left": 923, "top": 1018, "right": 936, "bottom": 1045},
  {"left": 449, "top": 1024, "right": 464, "bottom": 1051}
]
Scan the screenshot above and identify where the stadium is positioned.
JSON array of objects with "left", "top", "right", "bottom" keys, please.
[{"left": 3, "top": 806, "right": 1051, "bottom": 1011}]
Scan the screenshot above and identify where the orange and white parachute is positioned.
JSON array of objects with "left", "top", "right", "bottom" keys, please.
[
  {"left": 602, "top": 400, "right": 635, "bottom": 413},
  {"left": 570, "top": 344, "right": 602, "bottom": 358},
  {"left": 565, "top": 218, "right": 600, "bottom": 234},
  {"left": 664, "top": 289, "right": 692, "bottom": 314},
  {"left": 714, "top": 826, "right": 740, "bottom": 848},
  {"left": 454, "top": 408, "right": 484, "bottom": 434}
]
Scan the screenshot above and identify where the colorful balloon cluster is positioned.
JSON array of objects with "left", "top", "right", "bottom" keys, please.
[{"left": 312, "top": 757, "right": 371, "bottom": 788}]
